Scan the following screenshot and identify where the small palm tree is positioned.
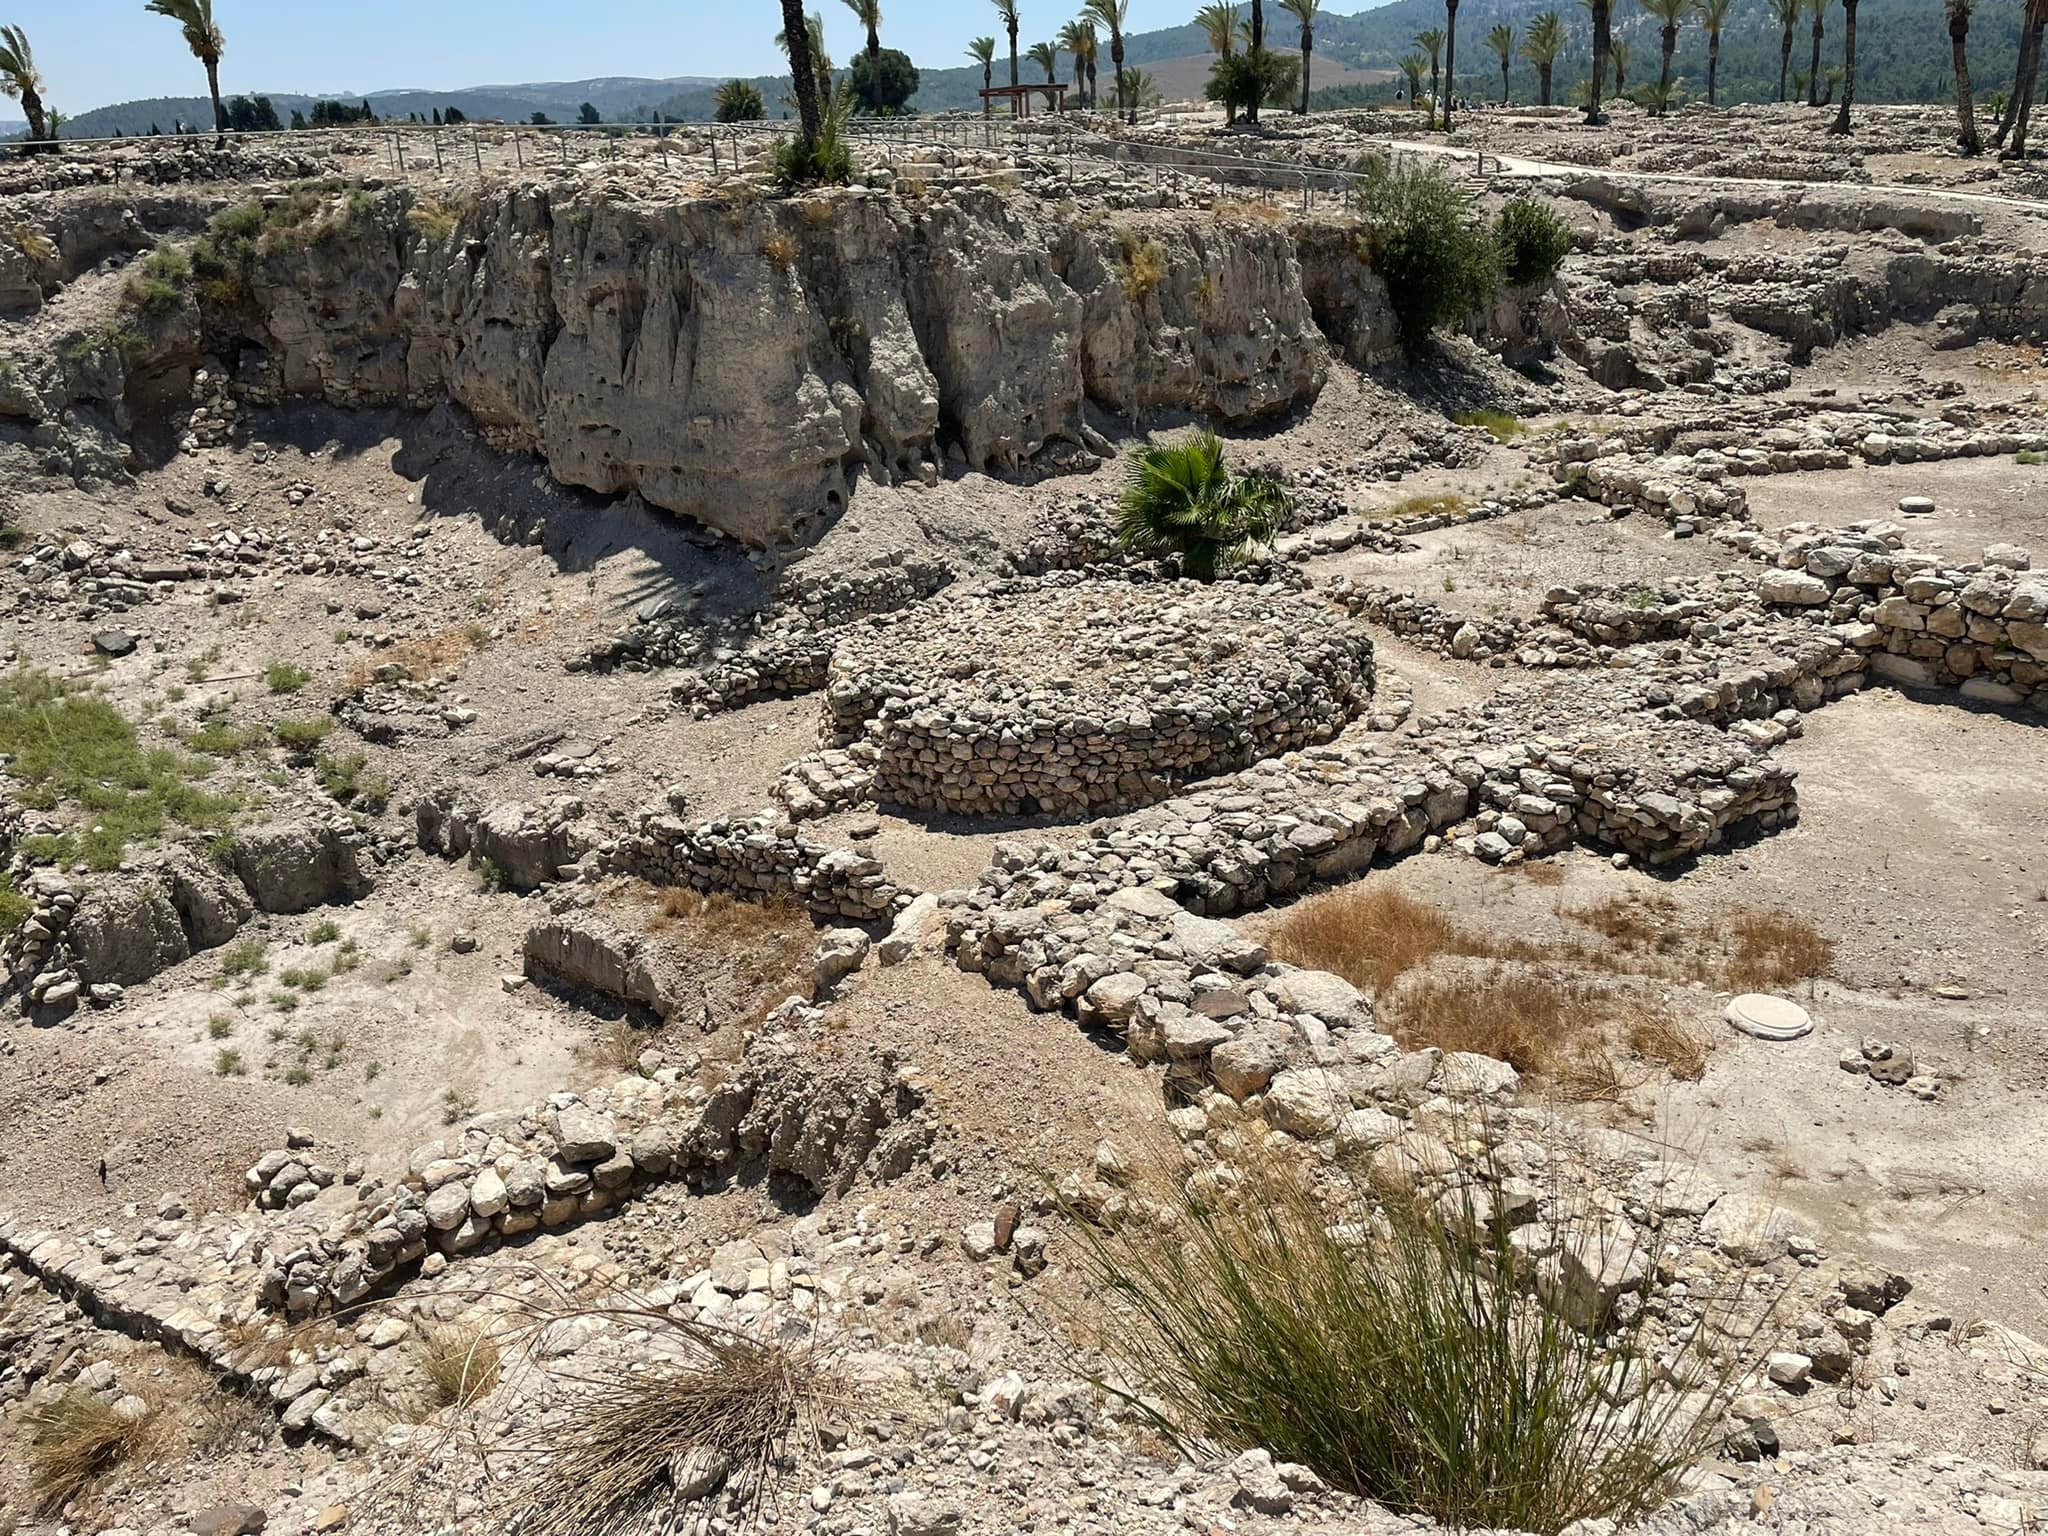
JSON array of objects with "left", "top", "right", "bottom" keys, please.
[
  {"left": 1804, "top": 0, "right": 1828, "bottom": 106},
  {"left": 968, "top": 35, "right": 997, "bottom": 114},
  {"left": 0, "top": 24, "right": 49, "bottom": 142},
  {"left": 714, "top": 78, "right": 767, "bottom": 122},
  {"left": 1118, "top": 65, "right": 1162, "bottom": 110},
  {"left": 1416, "top": 26, "right": 1444, "bottom": 116},
  {"left": 1696, "top": 0, "right": 1732, "bottom": 103},
  {"left": 143, "top": 0, "right": 225, "bottom": 146},
  {"left": 1611, "top": 35, "right": 1630, "bottom": 92},
  {"left": 1768, "top": 0, "right": 1800, "bottom": 100},
  {"left": 1398, "top": 50, "right": 1426, "bottom": 106},
  {"left": 1197, "top": 1, "right": 1241, "bottom": 121},
  {"left": 1640, "top": 0, "right": 1689, "bottom": 114},
  {"left": 1117, "top": 432, "right": 1288, "bottom": 582},
  {"left": 1027, "top": 39, "right": 1060, "bottom": 110},
  {"left": 1279, "top": 0, "right": 1321, "bottom": 114},
  {"left": 1828, "top": 0, "right": 1860, "bottom": 132},
  {"left": 1086, "top": 0, "right": 1134, "bottom": 122},
  {"left": 842, "top": 0, "right": 882, "bottom": 69},
  {"left": 1521, "top": 11, "right": 1564, "bottom": 106},
  {"left": 992, "top": 0, "right": 1021, "bottom": 111},
  {"left": 1948, "top": 0, "right": 1980, "bottom": 153},
  {"left": 1059, "top": 19, "right": 1098, "bottom": 108},
  {"left": 1486, "top": 22, "right": 1514, "bottom": 102}
]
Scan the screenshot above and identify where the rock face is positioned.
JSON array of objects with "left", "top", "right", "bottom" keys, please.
[{"left": 191, "top": 187, "right": 1344, "bottom": 546}]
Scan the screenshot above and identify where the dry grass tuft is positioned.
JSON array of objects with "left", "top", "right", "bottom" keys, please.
[
  {"left": 1270, "top": 883, "right": 1478, "bottom": 996},
  {"left": 760, "top": 232, "right": 797, "bottom": 270},
  {"left": 421, "top": 1323, "right": 501, "bottom": 1409},
  {"left": 27, "top": 1390, "right": 154, "bottom": 1512},
  {"left": 491, "top": 1314, "right": 836, "bottom": 1536},
  {"left": 1725, "top": 909, "right": 1832, "bottom": 991},
  {"left": 1389, "top": 964, "right": 1587, "bottom": 1078},
  {"left": 1626, "top": 1006, "right": 1711, "bottom": 1081}
]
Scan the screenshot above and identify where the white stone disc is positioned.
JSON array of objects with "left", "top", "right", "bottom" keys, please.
[{"left": 1724, "top": 993, "right": 1813, "bottom": 1041}]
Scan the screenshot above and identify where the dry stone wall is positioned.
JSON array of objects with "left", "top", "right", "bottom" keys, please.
[{"left": 821, "top": 575, "right": 1375, "bottom": 818}]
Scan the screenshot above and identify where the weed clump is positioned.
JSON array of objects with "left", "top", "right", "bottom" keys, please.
[
  {"left": 1116, "top": 227, "right": 1167, "bottom": 301},
  {"left": 122, "top": 242, "right": 192, "bottom": 319},
  {"left": 1495, "top": 196, "right": 1574, "bottom": 287},
  {"left": 421, "top": 1323, "right": 502, "bottom": 1408},
  {"left": 27, "top": 1389, "right": 155, "bottom": 1512}
]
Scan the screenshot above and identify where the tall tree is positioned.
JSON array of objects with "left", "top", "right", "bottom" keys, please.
[
  {"left": 841, "top": 0, "right": 881, "bottom": 70},
  {"left": 1804, "top": 0, "right": 1828, "bottom": 106},
  {"left": 777, "top": 0, "right": 823, "bottom": 139},
  {"left": 1059, "top": 19, "right": 1097, "bottom": 107},
  {"left": 1827, "top": 0, "right": 1859, "bottom": 131},
  {"left": 1197, "top": 2, "right": 1241, "bottom": 122},
  {"left": 1279, "top": 0, "right": 1320, "bottom": 113},
  {"left": 992, "top": 0, "right": 1021, "bottom": 114},
  {"left": 967, "top": 34, "right": 996, "bottom": 115},
  {"left": 1086, "top": 0, "right": 1132, "bottom": 122},
  {"left": 1700, "top": 0, "right": 1732, "bottom": 104},
  {"left": 143, "top": 0, "right": 226, "bottom": 147},
  {"left": 0, "top": 24, "right": 48, "bottom": 142},
  {"left": 1768, "top": 0, "right": 1799, "bottom": 100},
  {"left": 1417, "top": 26, "right": 1444, "bottom": 119},
  {"left": 1583, "top": 0, "right": 1611, "bottom": 121},
  {"left": 1243, "top": 0, "right": 1266, "bottom": 123},
  {"left": 1486, "top": 21, "right": 1514, "bottom": 102},
  {"left": 1521, "top": 11, "right": 1563, "bottom": 106},
  {"left": 1641, "top": 0, "right": 1689, "bottom": 114},
  {"left": 1441, "top": 0, "right": 1460, "bottom": 132},
  {"left": 1948, "top": 0, "right": 1980, "bottom": 153},
  {"left": 1994, "top": 0, "right": 2042, "bottom": 150}
]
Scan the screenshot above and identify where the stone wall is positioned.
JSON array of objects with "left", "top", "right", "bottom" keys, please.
[
  {"left": 610, "top": 803, "right": 899, "bottom": 921},
  {"left": 820, "top": 575, "right": 1375, "bottom": 819}
]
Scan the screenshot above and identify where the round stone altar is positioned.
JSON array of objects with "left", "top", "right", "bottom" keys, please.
[{"left": 821, "top": 575, "right": 1376, "bottom": 818}]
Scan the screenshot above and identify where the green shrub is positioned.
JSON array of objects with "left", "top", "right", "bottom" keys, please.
[
  {"left": 0, "top": 875, "right": 29, "bottom": 937},
  {"left": 1452, "top": 409, "right": 1524, "bottom": 442},
  {"left": 1065, "top": 1147, "right": 1757, "bottom": 1534},
  {"left": 273, "top": 715, "right": 331, "bottom": 751},
  {"left": 771, "top": 92, "right": 854, "bottom": 191},
  {"left": 1205, "top": 48, "right": 1300, "bottom": 114},
  {"left": 1494, "top": 197, "right": 1574, "bottom": 288},
  {"left": 1352, "top": 154, "right": 1503, "bottom": 346},
  {"left": 714, "top": 79, "right": 766, "bottom": 122},
  {"left": 2016, "top": 449, "right": 2044, "bottom": 466},
  {"left": 309, "top": 918, "right": 341, "bottom": 944},
  {"left": 264, "top": 661, "right": 312, "bottom": 694},
  {"left": 316, "top": 750, "right": 389, "bottom": 813},
  {"left": 214, "top": 1048, "right": 245, "bottom": 1076},
  {"left": 123, "top": 242, "right": 192, "bottom": 319},
  {"left": 218, "top": 937, "right": 268, "bottom": 980}
]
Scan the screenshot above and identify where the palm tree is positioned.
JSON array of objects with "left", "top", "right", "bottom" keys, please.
[
  {"left": 1641, "top": 0, "right": 1688, "bottom": 114},
  {"left": 1398, "top": 50, "right": 1426, "bottom": 106},
  {"left": 1768, "top": 0, "right": 1799, "bottom": 100},
  {"left": 1486, "top": 22, "right": 1514, "bottom": 102},
  {"left": 1027, "top": 38, "right": 1060, "bottom": 110},
  {"left": 1699, "top": 0, "right": 1732, "bottom": 103},
  {"left": 1949, "top": 0, "right": 1980, "bottom": 153},
  {"left": 1441, "top": 0, "right": 1460, "bottom": 132},
  {"left": 776, "top": 6, "right": 829, "bottom": 130},
  {"left": 1583, "top": 0, "right": 1612, "bottom": 121},
  {"left": 1993, "top": 0, "right": 2044, "bottom": 151},
  {"left": 1118, "top": 65, "right": 1161, "bottom": 110},
  {"left": 1086, "top": 0, "right": 1133, "bottom": 122},
  {"left": 1240, "top": 0, "right": 1267, "bottom": 123},
  {"left": 1827, "top": 0, "right": 1861, "bottom": 130},
  {"left": 1804, "top": 0, "right": 1827, "bottom": 106},
  {"left": 1197, "top": 1, "right": 1240, "bottom": 121},
  {"left": 1611, "top": 35, "right": 1630, "bottom": 92},
  {"left": 1058, "top": 20, "right": 1093, "bottom": 107},
  {"left": 992, "top": 0, "right": 1021, "bottom": 114},
  {"left": 1279, "top": 0, "right": 1320, "bottom": 112},
  {"left": 143, "top": 0, "right": 226, "bottom": 146},
  {"left": 0, "top": 25, "right": 48, "bottom": 142},
  {"left": 1116, "top": 432, "right": 1288, "bottom": 582},
  {"left": 1417, "top": 26, "right": 1444, "bottom": 117},
  {"left": 841, "top": 0, "right": 881, "bottom": 70},
  {"left": 968, "top": 35, "right": 997, "bottom": 115},
  {"left": 1520, "top": 12, "right": 1563, "bottom": 105}
]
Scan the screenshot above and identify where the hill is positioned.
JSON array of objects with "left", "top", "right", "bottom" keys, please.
[{"left": 34, "top": 0, "right": 2028, "bottom": 139}]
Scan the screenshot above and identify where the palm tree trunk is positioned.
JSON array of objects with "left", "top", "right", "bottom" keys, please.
[
  {"left": 1111, "top": 31, "right": 1127, "bottom": 121},
  {"left": 1995, "top": 1, "right": 2042, "bottom": 148},
  {"left": 2013, "top": 35, "right": 2044, "bottom": 156},
  {"left": 1442, "top": 0, "right": 1458, "bottom": 131},
  {"left": 1951, "top": 8, "right": 1981, "bottom": 152},
  {"left": 866, "top": 24, "right": 880, "bottom": 65},
  {"left": 1500, "top": 57, "right": 1508, "bottom": 101},
  {"left": 1585, "top": 0, "right": 1609, "bottom": 123},
  {"left": 20, "top": 84, "right": 46, "bottom": 142},
  {"left": 1539, "top": 62, "right": 1552, "bottom": 106},
  {"left": 1658, "top": 24, "right": 1676, "bottom": 112},
  {"left": 780, "top": 0, "right": 823, "bottom": 139},
  {"left": 1829, "top": 0, "right": 1858, "bottom": 131},
  {"left": 1708, "top": 31, "right": 1721, "bottom": 104},
  {"left": 1778, "top": 25, "right": 1792, "bottom": 100},
  {"left": 1247, "top": 0, "right": 1264, "bottom": 123},
  {"left": 1807, "top": 12, "right": 1823, "bottom": 106},
  {"left": 205, "top": 55, "right": 226, "bottom": 147},
  {"left": 1087, "top": 58, "right": 1097, "bottom": 108},
  {"left": 1300, "top": 28, "right": 1313, "bottom": 112},
  {"left": 982, "top": 63, "right": 993, "bottom": 117}
]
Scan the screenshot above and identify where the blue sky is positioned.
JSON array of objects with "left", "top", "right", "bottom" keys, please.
[{"left": 32, "top": 0, "right": 1225, "bottom": 111}]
